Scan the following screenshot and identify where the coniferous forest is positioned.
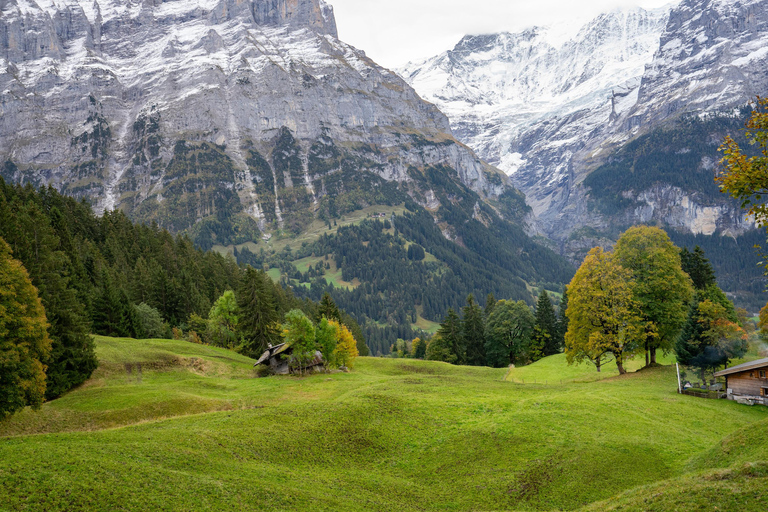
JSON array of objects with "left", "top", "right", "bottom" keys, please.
[{"left": 0, "top": 178, "right": 369, "bottom": 401}]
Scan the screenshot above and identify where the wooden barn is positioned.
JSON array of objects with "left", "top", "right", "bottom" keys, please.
[
  {"left": 714, "top": 357, "right": 768, "bottom": 406},
  {"left": 254, "top": 343, "right": 325, "bottom": 375}
]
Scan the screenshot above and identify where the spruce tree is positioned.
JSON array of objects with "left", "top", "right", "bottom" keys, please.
[
  {"left": 532, "top": 289, "right": 560, "bottom": 358},
  {"left": 317, "top": 292, "right": 341, "bottom": 322},
  {"left": 436, "top": 309, "right": 464, "bottom": 364},
  {"left": 237, "top": 268, "right": 281, "bottom": 357},
  {"left": 484, "top": 293, "right": 497, "bottom": 320},
  {"left": 462, "top": 295, "right": 486, "bottom": 366},
  {"left": 680, "top": 246, "right": 716, "bottom": 290}
]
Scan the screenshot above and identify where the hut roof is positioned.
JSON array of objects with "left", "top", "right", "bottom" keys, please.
[
  {"left": 714, "top": 357, "right": 768, "bottom": 377},
  {"left": 254, "top": 343, "right": 290, "bottom": 366}
]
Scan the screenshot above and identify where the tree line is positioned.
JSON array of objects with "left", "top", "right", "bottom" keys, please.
[
  {"left": 0, "top": 179, "right": 367, "bottom": 418},
  {"left": 395, "top": 290, "right": 567, "bottom": 368}
]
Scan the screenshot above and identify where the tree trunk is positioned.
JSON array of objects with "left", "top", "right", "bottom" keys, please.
[
  {"left": 645, "top": 340, "right": 649, "bottom": 367},
  {"left": 650, "top": 347, "right": 657, "bottom": 365},
  {"left": 615, "top": 354, "right": 626, "bottom": 375},
  {"left": 595, "top": 358, "right": 601, "bottom": 372}
]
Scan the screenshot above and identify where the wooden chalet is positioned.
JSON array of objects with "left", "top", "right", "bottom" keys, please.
[
  {"left": 714, "top": 357, "right": 768, "bottom": 406},
  {"left": 254, "top": 343, "right": 325, "bottom": 375}
]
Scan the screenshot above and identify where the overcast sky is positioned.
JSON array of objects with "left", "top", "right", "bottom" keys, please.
[{"left": 328, "top": 0, "right": 677, "bottom": 69}]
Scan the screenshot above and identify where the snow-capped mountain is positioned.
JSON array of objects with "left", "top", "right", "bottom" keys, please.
[
  {"left": 0, "top": 0, "right": 506, "bottom": 236},
  {"left": 400, "top": 0, "right": 768, "bottom": 240}
]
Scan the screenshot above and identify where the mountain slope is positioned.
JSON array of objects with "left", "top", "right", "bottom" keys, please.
[
  {"left": 400, "top": 0, "right": 768, "bottom": 240},
  {"left": 0, "top": 0, "right": 574, "bottom": 347},
  {"left": 399, "top": 6, "right": 671, "bottom": 233},
  {"left": 0, "top": 0, "right": 506, "bottom": 237}
]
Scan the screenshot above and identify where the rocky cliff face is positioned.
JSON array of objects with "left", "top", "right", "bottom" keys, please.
[
  {"left": 400, "top": 0, "right": 768, "bottom": 242},
  {"left": 0, "top": 0, "right": 507, "bottom": 239}
]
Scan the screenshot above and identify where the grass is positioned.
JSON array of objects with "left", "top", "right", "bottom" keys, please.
[
  {"left": 506, "top": 352, "right": 677, "bottom": 384},
  {"left": 1, "top": 337, "right": 767, "bottom": 511}
]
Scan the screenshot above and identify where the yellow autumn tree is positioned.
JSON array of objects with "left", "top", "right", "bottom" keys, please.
[
  {"left": 565, "top": 247, "right": 645, "bottom": 374},
  {"left": 330, "top": 320, "right": 359, "bottom": 368},
  {"left": 0, "top": 237, "right": 52, "bottom": 418}
]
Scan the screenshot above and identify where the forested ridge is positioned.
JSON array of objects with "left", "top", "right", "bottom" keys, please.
[
  {"left": 237, "top": 208, "right": 573, "bottom": 356},
  {"left": 0, "top": 178, "right": 368, "bottom": 403}
]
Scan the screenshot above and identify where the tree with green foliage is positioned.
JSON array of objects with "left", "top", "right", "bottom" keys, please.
[
  {"left": 411, "top": 337, "right": 427, "bottom": 359},
  {"left": 680, "top": 246, "right": 716, "bottom": 290},
  {"left": 614, "top": 226, "right": 694, "bottom": 366},
  {"left": 435, "top": 309, "right": 464, "bottom": 364},
  {"left": 531, "top": 290, "right": 559, "bottom": 360},
  {"left": 485, "top": 300, "right": 535, "bottom": 368},
  {"left": 237, "top": 269, "right": 281, "bottom": 357},
  {"left": 315, "top": 317, "right": 338, "bottom": 367},
  {"left": 0, "top": 189, "right": 97, "bottom": 399},
  {"left": 0, "top": 238, "right": 52, "bottom": 418},
  {"left": 282, "top": 309, "right": 317, "bottom": 374},
  {"left": 566, "top": 247, "right": 644, "bottom": 375},
  {"left": 676, "top": 286, "right": 747, "bottom": 379},
  {"left": 425, "top": 333, "right": 456, "bottom": 363},
  {"left": 134, "top": 303, "right": 166, "bottom": 338},
  {"left": 207, "top": 290, "right": 240, "bottom": 348},
  {"left": 462, "top": 295, "right": 486, "bottom": 366}
]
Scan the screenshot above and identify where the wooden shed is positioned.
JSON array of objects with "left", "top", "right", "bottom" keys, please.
[
  {"left": 714, "top": 357, "right": 768, "bottom": 405},
  {"left": 254, "top": 343, "right": 325, "bottom": 375}
]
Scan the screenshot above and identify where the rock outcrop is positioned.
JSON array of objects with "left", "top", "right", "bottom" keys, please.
[{"left": 0, "top": 0, "right": 506, "bottom": 236}]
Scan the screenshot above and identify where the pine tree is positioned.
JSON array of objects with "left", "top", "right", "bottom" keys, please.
[
  {"left": 532, "top": 289, "right": 559, "bottom": 359},
  {"left": 91, "top": 270, "right": 139, "bottom": 338},
  {"left": 462, "top": 295, "right": 486, "bottom": 366},
  {"left": 484, "top": 293, "right": 497, "bottom": 320},
  {"left": 435, "top": 309, "right": 463, "bottom": 364},
  {"left": 237, "top": 268, "right": 281, "bottom": 357},
  {"left": 317, "top": 292, "right": 341, "bottom": 322},
  {"left": 680, "top": 246, "right": 716, "bottom": 290}
]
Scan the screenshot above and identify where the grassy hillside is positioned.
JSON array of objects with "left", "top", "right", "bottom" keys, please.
[{"left": 1, "top": 337, "right": 767, "bottom": 511}]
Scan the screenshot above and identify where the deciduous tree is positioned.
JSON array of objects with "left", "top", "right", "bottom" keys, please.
[
  {"left": 207, "top": 290, "right": 239, "bottom": 348},
  {"left": 676, "top": 286, "right": 747, "bottom": 379},
  {"left": 485, "top": 300, "right": 535, "bottom": 368},
  {"left": 282, "top": 309, "right": 317, "bottom": 373},
  {"left": 614, "top": 226, "right": 693, "bottom": 366},
  {"left": 331, "top": 319, "right": 359, "bottom": 368},
  {"left": 718, "top": 96, "right": 768, "bottom": 232},
  {"left": 565, "top": 247, "right": 644, "bottom": 375},
  {"left": 0, "top": 238, "right": 52, "bottom": 418}
]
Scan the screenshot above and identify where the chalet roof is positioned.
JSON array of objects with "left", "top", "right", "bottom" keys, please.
[
  {"left": 254, "top": 343, "right": 290, "bottom": 366},
  {"left": 714, "top": 357, "right": 768, "bottom": 377}
]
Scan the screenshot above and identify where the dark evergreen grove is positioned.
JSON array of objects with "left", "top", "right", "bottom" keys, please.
[{"left": 0, "top": 178, "right": 368, "bottom": 399}]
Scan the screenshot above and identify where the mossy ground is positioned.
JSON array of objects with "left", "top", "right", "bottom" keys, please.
[{"left": 1, "top": 337, "right": 766, "bottom": 511}]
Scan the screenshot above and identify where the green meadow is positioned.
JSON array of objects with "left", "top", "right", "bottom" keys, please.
[{"left": 1, "top": 336, "right": 767, "bottom": 511}]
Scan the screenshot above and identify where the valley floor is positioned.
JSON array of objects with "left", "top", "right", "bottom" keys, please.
[{"left": 1, "top": 337, "right": 767, "bottom": 511}]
